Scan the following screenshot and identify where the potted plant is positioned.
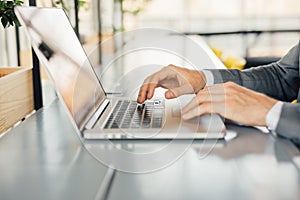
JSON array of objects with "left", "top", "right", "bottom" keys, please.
[
  {"left": 0, "top": 0, "right": 23, "bottom": 28},
  {"left": 0, "top": 0, "right": 34, "bottom": 134},
  {"left": 52, "top": 0, "right": 87, "bottom": 12},
  {"left": 119, "top": 0, "right": 152, "bottom": 31}
]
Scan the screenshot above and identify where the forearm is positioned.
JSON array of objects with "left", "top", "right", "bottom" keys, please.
[
  {"left": 205, "top": 41, "right": 300, "bottom": 101},
  {"left": 207, "top": 62, "right": 299, "bottom": 102}
]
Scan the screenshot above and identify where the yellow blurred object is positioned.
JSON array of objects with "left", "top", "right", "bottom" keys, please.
[
  {"left": 210, "top": 47, "right": 223, "bottom": 60},
  {"left": 210, "top": 47, "right": 246, "bottom": 70},
  {"left": 292, "top": 99, "right": 297, "bottom": 103},
  {"left": 223, "top": 56, "right": 246, "bottom": 70}
]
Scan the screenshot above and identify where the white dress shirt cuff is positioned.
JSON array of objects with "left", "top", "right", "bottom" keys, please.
[
  {"left": 266, "top": 101, "right": 284, "bottom": 133},
  {"left": 202, "top": 70, "right": 214, "bottom": 86}
]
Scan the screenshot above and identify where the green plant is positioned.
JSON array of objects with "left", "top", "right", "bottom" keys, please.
[
  {"left": 0, "top": 0, "right": 23, "bottom": 28},
  {"left": 121, "top": 0, "right": 152, "bottom": 16},
  {"left": 52, "top": 0, "right": 88, "bottom": 12}
]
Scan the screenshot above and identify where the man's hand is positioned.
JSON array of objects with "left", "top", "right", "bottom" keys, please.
[
  {"left": 137, "top": 64, "right": 206, "bottom": 103},
  {"left": 181, "top": 82, "right": 278, "bottom": 126}
]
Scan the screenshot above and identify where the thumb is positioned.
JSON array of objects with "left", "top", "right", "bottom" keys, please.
[{"left": 165, "top": 84, "right": 194, "bottom": 99}]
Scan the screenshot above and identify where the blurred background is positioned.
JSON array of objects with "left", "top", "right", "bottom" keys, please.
[{"left": 0, "top": 0, "right": 300, "bottom": 69}]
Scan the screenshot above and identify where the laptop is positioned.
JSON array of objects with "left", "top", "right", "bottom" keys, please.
[{"left": 15, "top": 6, "right": 226, "bottom": 139}]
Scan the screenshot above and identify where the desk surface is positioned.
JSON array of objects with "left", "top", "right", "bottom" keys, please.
[
  {"left": 1, "top": 99, "right": 300, "bottom": 200},
  {"left": 1, "top": 33, "right": 300, "bottom": 200},
  {"left": 0, "top": 100, "right": 109, "bottom": 200}
]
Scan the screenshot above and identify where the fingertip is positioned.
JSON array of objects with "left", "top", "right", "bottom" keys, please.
[
  {"left": 165, "top": 90, "right": 175, "bottom": 99},
  {"left": 181, "top": 107, "right": 188, "bottom": 114},
  {"left": 137, "top": 95, "right": 143, "bottom": 104},
  {"left": 182, "top": 113, "right": 191, "bottom": 120},
  {"left": 137, "top": 95, "right": 142, "bottom": 103},
  {"left": 137, "top": 97, "right": 143, "bottom": 104},
  {"left": 182, "top": 107, "right": 201, "bottom": 120},
  {"left": 147, "top": 91, "right": 153, "bottom": 100}
]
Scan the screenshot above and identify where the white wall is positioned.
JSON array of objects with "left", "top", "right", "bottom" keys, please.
[{"left": 132, "top": 0, "right": 300, "bottom": 57}]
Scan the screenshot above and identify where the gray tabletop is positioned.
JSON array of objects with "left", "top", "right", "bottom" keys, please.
[
  {"left": 0, "top": 100, "right": 109, "bottom": 200},
  {"left": 108, "top": 126, "right": 300, "bottom": 200},
  {"left": 1, "top": 98, "right": 300, "bottom": 200},
  {"left": 2, "top": 32, "right": 300, "bottom": 200}
]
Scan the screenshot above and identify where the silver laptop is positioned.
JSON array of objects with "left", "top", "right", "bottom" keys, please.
[{"left": 15, "top": 6, "right": 226, "bottom": 139}]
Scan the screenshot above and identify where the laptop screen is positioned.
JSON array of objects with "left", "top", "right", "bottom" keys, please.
[{"left": 15, "top": 7, "right": 106, "bottom": 131}]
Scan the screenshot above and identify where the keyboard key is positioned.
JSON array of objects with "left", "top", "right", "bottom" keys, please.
[
  {"left": 104, "top": 100, "right": 164, "bottom": 129},
  {"left": 111, "top": 122, "right": 119, "bottom": 129}
]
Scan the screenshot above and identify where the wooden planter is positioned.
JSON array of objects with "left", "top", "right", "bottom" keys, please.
[{"left": 0, "top": 67, "right": 34, "bottom": 134}]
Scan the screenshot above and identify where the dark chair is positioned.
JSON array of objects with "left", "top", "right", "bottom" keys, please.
[{"left": 244, "top": 57, "right": 280, "bottom": 69}]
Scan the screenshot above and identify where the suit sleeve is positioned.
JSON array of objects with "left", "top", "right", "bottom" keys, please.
[
  {"left": 276, "top": 103, "right": 300, "bottom": 141},
  {"left": 207, "top": 41, "right": 300, "bottom": 102},
  {"left": 206, "top": 41, "right": 300, "bottom": 140}
]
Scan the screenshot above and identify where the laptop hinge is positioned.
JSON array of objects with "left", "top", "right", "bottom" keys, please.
[{"left": 84, "top": 99, "right": 110, "bottom": 130}]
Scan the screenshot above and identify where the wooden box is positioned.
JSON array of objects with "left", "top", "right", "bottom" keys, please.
[{"left": 0, "top": 67, "right": 34, "bottom": 134}]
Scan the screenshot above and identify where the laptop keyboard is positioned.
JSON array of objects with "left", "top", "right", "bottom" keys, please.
[{"left": 104, "top": 99, "right": 164, "bottom": 129}]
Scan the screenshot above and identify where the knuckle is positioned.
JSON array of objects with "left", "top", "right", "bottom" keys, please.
[
  {"left": 230, "top": 81, "right": 238, "bottom": 87},
  {"left": 167, "top": 64, "right": 179, "bottom": 70},
  {"left": 162, "top": 66, "right": 169, "bottom": 70},
  {"left": 196, "top": 90, "right": 203, "bottom": 97},
  {"left": 201, "top": 86, "right": 209, "bottom": 92},
  {"left": 161, "top": 66, "right": 171, "bottom": 72},
  {"left": 224, "top": 81, "right": 235, "bottom": 87},
  {"left": 195, "top": 96, "right": 201, "bottom": 105},
  {"left": 144, "top": 76, "right": 151, "bottom": 83},
  {"left": 202, "top": 102, "right": 211, "bottom": 113},
  {"left": 224, "top": 82, "right": 237, "bottom": 93}
]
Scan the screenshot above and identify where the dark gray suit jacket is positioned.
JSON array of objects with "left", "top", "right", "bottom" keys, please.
[{"left": 208, "top": 40, "right": 300, "bottom": 140}]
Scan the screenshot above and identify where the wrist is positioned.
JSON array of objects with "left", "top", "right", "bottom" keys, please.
[
  {"left": 191, "top": 70, "right": 206, "bottom": 93},
  {"left": 201, "top": 70, "right": 214, "bottom": 86},
  {"left": 262, "top": 95, "right": 278, "bottom": 126},
  {"left": 266, "top": 101, "right": 284, "bottom": 131}
]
